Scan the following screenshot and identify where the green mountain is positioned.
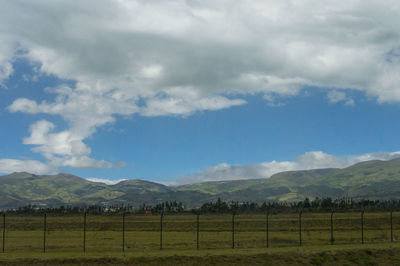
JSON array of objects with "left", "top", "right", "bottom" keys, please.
[
  {"left": 176, "top": 168, "right": 339, "bottom": 202},
  {"left": 2, "top": 158, "right": 400, "bottom": 209},
  {"left": 177, "top": 158, "right": 400, "bottom": 201},
  {"left": 0, "top": 172, "right": 123, "bottom": 208},
  {"left": 110, "top": 179, "right": 173, "bottom": 194}
]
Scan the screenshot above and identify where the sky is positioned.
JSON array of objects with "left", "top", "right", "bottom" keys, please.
[{"left": 1, "top": 0, "right": 400, "bottom": 185}]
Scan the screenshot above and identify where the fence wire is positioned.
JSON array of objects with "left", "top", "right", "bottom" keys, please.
[{"left": 1, "top": 212, "right": 398, "bottom": 253}]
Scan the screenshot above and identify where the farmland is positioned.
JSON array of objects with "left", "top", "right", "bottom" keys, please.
[
  {"left": 2, "top": 212, "right": 400, "bottom": 264},
  {"left": 1, "top": 212, "right": 400, "bottom": 251}
]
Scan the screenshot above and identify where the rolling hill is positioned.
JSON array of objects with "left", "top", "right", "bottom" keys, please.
[
  {"left": 2, "top": 158, "right": 400, "bottom": 208},
  {"left": 0, "top": 172, "right": 122, "bottom": 207}
]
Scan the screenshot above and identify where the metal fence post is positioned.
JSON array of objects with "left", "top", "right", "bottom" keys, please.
[
  {"left": 232, "top": 213, "right": 235, "bottom": 249},
  {"left": 361, "top": 210, "right": 364, "bottom": 244},
  {"left": 330, "top": 211, "right": 334, "bottom": 245},
  {"left": 266, "top": 212, "right": 269, "bottom": 248},
  {"left": 299, "top": 211, "right": 302, "bottom": 246},
  {"left": 196, "top": 214, "right": 200, "bottom": 250},
  {"left": 122, "top": 212, "right": 126, "bottom": 252},
  {"left": 43, "top": 213, "right": 47, "bottom": 253},
  {"left": 2, "top": 214, "right": 5, "bottom": 253},
  {"left": 83, "top": 212, "right": 87, "bottom": 253},
  {"left": 160, "top": 212, "right": 163, "bottom": 250}
]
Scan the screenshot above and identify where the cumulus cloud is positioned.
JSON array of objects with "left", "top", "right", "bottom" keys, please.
[
  {"left": 20, "top": 119, "right": 110, "bottom": 169},
  {"left": 2, "top": 1, "right": 400, "bottom": 105},
  {"left": 176, "top": 151, "right": 400, "bottom": 184},
  {"left": 1, "top": 1, "right": 400, "bottom": 172}
]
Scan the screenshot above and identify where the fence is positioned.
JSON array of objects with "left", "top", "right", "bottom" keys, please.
[{"left": 1, "top": 211, "right": 399, "bottom": 253}]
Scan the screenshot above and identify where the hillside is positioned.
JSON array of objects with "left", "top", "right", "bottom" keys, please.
[
  {"left": 0, "top": 172, "right": 122, "bottom": 208},
  {"left": 176, "top": 168, "right": 339, "bottom": 201},
  {"left": 178, "top": 159, "right": 400, "bottom": 201},
  {"left": 2, "top": 158, "right": 400, "bottom": 208}
]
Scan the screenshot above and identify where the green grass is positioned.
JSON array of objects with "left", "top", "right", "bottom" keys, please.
[
  {"left": 2, "top": 212, "right": 400, "bottom": 264},
  {"left": 2, "top": 212, "right": 400, "bottom": 252},
  {"left": 3, "top": 212, "right": 400, "bottom": 250},
  {"left": 2, "top": 243, "right": 400, "bottom": 265}
]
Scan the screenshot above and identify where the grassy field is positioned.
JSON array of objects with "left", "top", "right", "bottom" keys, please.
[
  {"left": 2, "top": 243, "right": 400, "bottom": 265},
  {"left": 1, "top": 212, "right": 400, "bottom": 252},
  {"left": 1, "top": 212, "right": 400, "bottom": 264}
]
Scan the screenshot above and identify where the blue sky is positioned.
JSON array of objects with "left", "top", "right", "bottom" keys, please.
[{"left": 1, "top": 1, "right": 400, "bottom": 184}]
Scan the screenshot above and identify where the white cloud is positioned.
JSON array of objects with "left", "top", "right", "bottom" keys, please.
[
  {"left": 23, "top": 120, "right": 55, "bottom": 145},
  {"left": 0, "top": 36, "right": 15, "bottom": 84},
  {"left": 327, "top": 90, "right": 346, "bottom": 103},
  {"left": 141, "top": 87, "right": 246, "bottom": 117},
  {"left": 21, "top": 119, "right": 105, "bottom": 169},
  {"left": 58, "top": 157, "right": 112, "bottom": 169},
  {"left": 0, "top": 62, "right": 13, "bottom": 84},
  {"left": 23, "top": 120, "right": 91, "bottom": 159},
  {"left": 140, "top": 64, "right": 163, "bottom": 79},
  {"left": 5, "top": 118, "right": 122, "bottom": 171},
  {"left": 2, "top": 1, "right": 400, "bottom": 106},
  {"left": 0, "top": 159, "right": 58, "bottom": 175},
  {"left": 176, "top": 150, "right": 400, "bottom": 184},
  {"left": 345, "top": 98, "right": 355, "bottom": 106},
  {"left": 8, "top": 86, "right": 135, "bottom": 170},
  {"left": 86, "top": 177, "right": 127, "bottom": 185},
  {"left": 1, "top": 1, "right": 400, "bottom": 172},
  {"left": 327, "top": 90, "right": 355, "bottom": 106}
]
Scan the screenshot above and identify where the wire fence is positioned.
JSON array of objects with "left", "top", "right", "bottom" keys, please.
[{"left": 1, "top": 211, "right": 399, "bottom": 253}]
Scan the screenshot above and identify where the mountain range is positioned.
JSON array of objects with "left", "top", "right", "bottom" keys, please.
[{"left": 2, "top": 158, "right": 400, "bottom": 209}]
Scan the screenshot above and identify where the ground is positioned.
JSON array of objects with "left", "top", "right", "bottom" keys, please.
[{"left": 1, "top": 242, "right": 400, "bottom": 265}]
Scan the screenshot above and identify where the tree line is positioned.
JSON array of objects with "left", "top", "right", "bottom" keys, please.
[
  {"left": 2, "top": 197, "right": 400, "bottom": 215},
  {"left": 196, "top": 197, "right": 400, "bottom": 214}
]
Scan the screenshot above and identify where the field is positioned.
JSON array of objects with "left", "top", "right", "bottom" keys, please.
[{"left": 1, "top": 212, "right": 400, "bottom": 265}]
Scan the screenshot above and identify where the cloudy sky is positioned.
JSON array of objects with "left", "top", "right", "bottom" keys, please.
[{"left": 1, "top": 0, "right": 400, "bottom": 185}]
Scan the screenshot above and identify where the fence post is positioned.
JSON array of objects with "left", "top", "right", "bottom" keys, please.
[
  {"left": 299, "top": 211, "right": 302, "bottom": 246},
  {"left": 390, "top": 210, "right": 393, "bottom": 242},
  {"left": 361, "top": 210, "right": 364, "bottom": 244},
  {"left": 43, "top": 213, "right": 47, "bottom": 253},
  {"left": 330, "top": 211, "right": 334, "bottom": 245},
  {"left": 83, "top": 212, "right": 87, "bottom": 253},
  {"left": 266, "top": 212, "right": 269, "bottom": 248},
  {"left": 160, "top": 212, "right": 163, "bottom": 250},
  {"left": 196, "top": 214, "right": 200, "bottom": 250},
  {"left": 232, "top": 213, "right": 235, "bottom": 249},
  {"left": 2, "top": 213, "right": 5, "bottom": 253},
  {"left": 122, "top": 212, "right": 125, "bottom": 252}
]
